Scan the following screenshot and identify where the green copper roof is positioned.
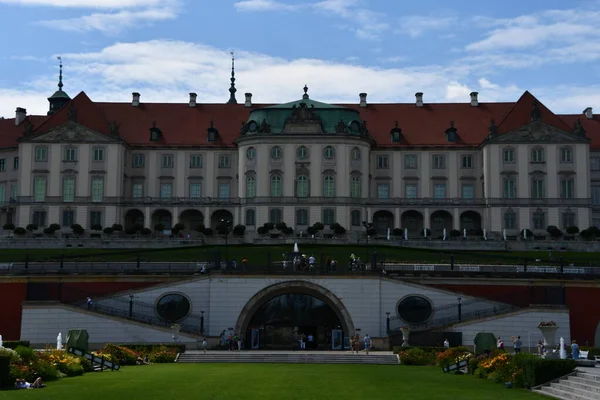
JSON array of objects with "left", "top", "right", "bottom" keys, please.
[
  {"left": 48, "top": 90, "right": 71, "bottom": 100},
  {"left": 266, "top": 98, "right": 345, "bottom": 110}
]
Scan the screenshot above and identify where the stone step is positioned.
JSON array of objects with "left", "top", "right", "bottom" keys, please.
[
  {"left": 578, "top": 372, "right": 600, "bottom": 382},
  {"left": 568, "top": 376, "right": 600, "bottom": 388},
  {"left": 561, "top": 379, "right": 600, "bottom": 394},
  {"left": 177, "top": 353, "right": 399, "bottom": 365},
  {"left": 536, "top": 386, "right": 597, "bottom": 400},
  {"left": 551, "top": 382, "right": 598, "bottom": 399}
]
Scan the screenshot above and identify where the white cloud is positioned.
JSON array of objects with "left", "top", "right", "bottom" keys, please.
[
  {"left": 0, "top": 0, "right": 163, "bottom": 8},
  {"left": 396, "top": 15, "right": 457, "bottom": 38},
  {"left": 234, "top": 0, "right": 299, "bottom": 12},
  {"left": 1, "top": 39, "right": 598, "bottom": 120}
]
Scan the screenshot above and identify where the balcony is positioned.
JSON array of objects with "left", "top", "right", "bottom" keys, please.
[{"left": 119, "top": 197, "right": 241, "bottom": 206}]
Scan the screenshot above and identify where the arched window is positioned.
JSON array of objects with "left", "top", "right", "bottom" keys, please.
[
  {"left": 323, "top": 175, "right": 335, "bottom": 197},
  {"left": 350, "top": 175, "right": 361, "bottom": 198},
  {"left": 323, "top": 146, "right": 335, "bottom": 160},
  {"left": 296, "top": 209, "right": 308, "bottom": 226},
  {"left": 246, "top": 175, "right": 256, "bottom": 198},
  {"left": 296, "top": 175, "right": 309, "bottom": 197},
  {"left": 271, "top": 175, "right": 282, "bottom": 197}
]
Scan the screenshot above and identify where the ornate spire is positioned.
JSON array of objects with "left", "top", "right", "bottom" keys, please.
[
  {"left": 227, "top": 51, "right": 237, "bottom": 104},
  {"left": 302, "top": 85, "right": 309, "bottom": 100},
  {"left": 57, "top": 56, "right": 64, "bottom": 91}
]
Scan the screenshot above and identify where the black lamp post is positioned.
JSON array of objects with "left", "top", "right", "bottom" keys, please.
[
  {"left": 200, "top": 310, "right": 205, "bottom": 335},
  {"left": 386, "top": 312, "right": 391, "bottom": 333},
  {"left": 220, "top": 219, "right": 232, "bottom": 268},
  {"left": 129, "top": 294, "right": 134, "bottom": 319},
  {"left": 457, "top": 297, "right": 462, "bottom": 323}
]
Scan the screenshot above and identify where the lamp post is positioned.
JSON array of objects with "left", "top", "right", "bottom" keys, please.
[
  {"left": 200, "top": 310, "right": 205, "bottom": 335},
  {"left": 129, "top": 294, "right": 134, "bottom": 319},
  {"left": 220, "top": 219, "right": 232, "bottom": 268},
  {"left": 386, "top": 312, "right": 391, "bottom": 333},
  {"left": 457, "top": 297, "right": 462, "bottom": 323},
  {"left": 362, "top": 220, "right": 373, "bottom": 261}
]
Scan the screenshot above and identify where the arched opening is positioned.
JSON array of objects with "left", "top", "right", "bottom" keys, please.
[
  {"left": 236, "top": 281, "right": 354, "bottom": 351},
  {"left": 460, "top": 211, "right": 482, "bottom": 232},
  {"left": 401, "top": 210, "right": 423, "bottom": 238},
  {"left": 124, "top": 209, "right": 144, "bottom": 231},
  {"left": 431, "top": 210, "right": 452, "bottom": 237},
  {"left": 373, "top": 210, "right": 394, "bottom": 235},
  {"left": 151, "top": 209, "right": 173, "bottom": 230},
  {"left": 211, "top": 209, "right": 234, "bottom": 229},
  {"left": 179, "top": 209, "right": 204, "bottom": 231}
]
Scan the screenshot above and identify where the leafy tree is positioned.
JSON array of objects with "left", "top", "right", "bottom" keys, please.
[
  {"left": 450, "top": 229, "right": 461, "bottom": 238},
  {"left": 566, "top": 226, "right": 579, "bottom": 235},
  {"left": 546, "top": 225, "right": 563, "bottom": 238},
  {"left": 203, "top": 228, "right": 213, "bottom": 236},
  {"left": 141, "top": 227, "right": 152, "bottom": 235},
  {"left": 520, "top": 229, "right": 533, "bottom": 239},
  {"left": 233, "top": 224, "right": 246, "bottom": 237},
  {"left": 263, "top": 222, "right": 275, "bottom": 231},
  {"left": 26, "top": 224, "right": 38, "bottom": 232},
  {"left": 111, "top": 223, "right": 123, "bottom": 231},
  {"left": 275, "top": 222, "right": 288, "bottom": 231},
  {"left": 103, "top": 227, "right": 114, "bottom": 235},
  {"left": 154, "top": 223, "right": 165, "bottom": 232},
  {"left": 313, "top": 222, "right": 325, "bottom": 231},
  {"left": 2, "top": 223, "right": 15, "bottom": 231},
  {"left": 257, "top": 226, "right": 267, "bottom": 234},
  {"left": 90, "top": 224, "right": 102, "bottom": 231},
  {"left": 13, "top": 227, "right": 26, "bottom": 235},
  {"left": 392, "top": 228, "right": 403, "bottom": 237},
  {"left": 71, "top": 224, "right": 84, "bottom": 235}
]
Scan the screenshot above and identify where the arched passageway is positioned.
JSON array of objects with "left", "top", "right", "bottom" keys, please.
[
  {"left": 401, "top": 210, "right": 423, "bottom": 238},
  {"left": 431, "top": 210, "right": 452, "bottom": 237},
  {"left": 124, "top": 209, "right": 144, "bottom": 231},
  {"left": 373, "top": 210, "right": 394, "bottom": 235}
]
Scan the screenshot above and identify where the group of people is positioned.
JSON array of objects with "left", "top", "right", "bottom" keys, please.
[
  {"left": 219, "top": 331, "right": 244, "bottom": 350},
  {"left": 350, "top": 334, "right": 372, "bottom": 354}
]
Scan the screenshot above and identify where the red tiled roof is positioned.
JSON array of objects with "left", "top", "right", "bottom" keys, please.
[
  {"left": 2, "top": 90, "right": 599, "bottom": 150},
  {"left": 0, "top": 115, "right": 47, "bottom": 149}
]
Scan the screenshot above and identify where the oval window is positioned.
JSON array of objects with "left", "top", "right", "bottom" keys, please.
[
  {"left": 271, "top": 146, "right": 282, "bottom": 160},
  {"left": 246, "top": 147, "right": 256, "bottom": 160},
  {"left": 351, "top": 147, "right": 361, "bottom": 161},
  {"left": 323, "top": 146, "right": 335, "bottom": 160},
  {"left": 156, "top": 293, "right": 191, "bottom": 322},
  {"left": 396, "top": 296, "right": 433, "bottom": 324},
  {"left": 297, "top": 146, "right": 308, "bottom": 160}
]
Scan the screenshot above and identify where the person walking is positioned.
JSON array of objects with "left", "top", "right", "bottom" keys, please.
[
  {"left": 202, "top": 338, "right": 208, "bottom": 354},
  {"left": 513, "top": 336, "right": 522, "bottom": 354},
  {"left": 444, "top": 338, "right": 450, "bottom": 349},
  {"left": 571, "top": 340, "right": 580, "bottom": 360},
  {"left": 363, "top": 334, "right": 372, "bottom": 355}
]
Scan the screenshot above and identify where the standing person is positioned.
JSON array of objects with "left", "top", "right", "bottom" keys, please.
[
  {"left": 202, "top": 338, "right": 208, "bottom": 354},
  {"left": 443, "top": 338, "right": 450, "bottom": 349},
  {"left": 571, "top": 340, "right": 580, "bottom": 360},
  {"left": 363, "top": 334, "right": 372, "bottom": 355},
  {"left": 87, "top": 297, "right": 93, "bottom": 310},
  {"left": 497, "top": 337, "right": 504, "bottom": 350},
  {"left": 307, "top": 334, "right": 314, "bottom": 350},
  {"left": 513, "top": 336, "right": 523, "bottom": 353},
  {"left": 353, "top": 334, "right": 361, "bottom": 354}
]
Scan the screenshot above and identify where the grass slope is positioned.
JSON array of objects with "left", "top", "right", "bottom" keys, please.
[{"left": 1, "top": 364, "right": 543, "bottom": 400}]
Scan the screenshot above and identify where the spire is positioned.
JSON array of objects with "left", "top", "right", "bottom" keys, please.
[
  {"left": 57, "top": 56, "right": 64, "bottom": 91},
  {"left": 47, "top": 56, "right": 71, "bottom": 115},
  {"left": 227, "top": 51, "right": 237, "bottom": 104}
]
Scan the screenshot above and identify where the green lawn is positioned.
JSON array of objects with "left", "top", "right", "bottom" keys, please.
[
  {"left": 1, "top": 244, "right": 597, "bottom": 266},
  {"left": 0, "top": 364, "right": 543, "bottom": 400}
]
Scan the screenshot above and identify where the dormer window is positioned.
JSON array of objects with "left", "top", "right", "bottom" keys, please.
[
  {"left": 445, "top": 121, "right": 457, "bottom": 142},
  {"left": 207, "top": 120, "right": 219, "bottom": 142},
  {"left": 390, "top": 121, "right": 402, "bottom": 143},
  {"left": 149, "top": 121, "right": 162, "bottom": 142}
]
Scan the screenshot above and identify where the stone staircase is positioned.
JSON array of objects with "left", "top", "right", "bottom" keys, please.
[
  {"left": 177, "top": 350, "right": 399, "bottom": 365},
  {"left": 533, "top": 367, "right": 600, "bottom": 400}
]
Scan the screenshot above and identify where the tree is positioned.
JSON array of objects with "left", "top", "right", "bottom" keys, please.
[
  {"left": 263, "top": 222, "right": 275, "bottom": 231},
  {"left": 566, "top": 226, "right": 579, "bottom": 235},
  {"left": 257, "top": 226, "right": 267, "bottom": 235},
  {"left": 312, "top": 222, "right": 325, "bottom": 232},
  {"left": 111, "top": 223, "right": 123, "bottom": 232},
  {"left": 26, "top": 224, "right": 38, "bottom": 232},
  {"left": 450, "top": 229, "right": 461, "bottom": 238},
  {"left": 71, "top": 224, "right": 84, "bottom": 235},
  {"left": 233, "top": 224, "right": 246, "bottom": 237},
  {"left": 330, "top": 223, "right": 346, "bottom": 235},
  {"left": 172, "top": 223, "right": 185, "bottom": 235},
  {"left": 13, "top": 227, "right": 26, "bottom": 235},
  {"left": 2, "top": 223, "right": 15, "bottom": 231},
  {"left": 141, "top": 227, "right": 152, "bottom": 235},
  {"left": 546, "top": 225, "right": 563, "bottom": 238},
  {"left": 366, "top": 228, "right": 377, "bottom": 236},
  {"left": 520, "top": 229, "right": 533, "bottom": 239},
  {"left": 203, "top": 228, "right": 213, "bottom": 236},
  {"left": 275, "top": 222, "right": 288, "bottom": 231},
  {"left": 154, "top": 223, "right": 165, "bottom": 232},
  {"left": 306, "top": 226, "right": 316, "bottom": 235},
  {"left": 392, "top": 228, "right": 403, "bottom": 237},
  {"left": 49, "top": 223, "right": 61, "bottom": 232},
  {"left": 195, "top": 224, "right": 205, "bottom": 234},
  {"left": 283, "top": 227, "right": 294, "bottom": 235},
  {"left": 91, "top": 224, "right": 102, "bottom": 231},
  {"left": 103, "top": 227, "right": 114, "bottom": 235}
]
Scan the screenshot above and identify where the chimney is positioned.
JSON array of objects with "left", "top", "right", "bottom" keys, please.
[
  {"left": 415, "top": 92, "right": 424, "bottom": 107},
  {"left": 584, "top": 107, "right": 593, "bottom": 119},
  {"left": 470, "top": 92, "right": 479, "bottom": 107},
  {"left": 132, "top": 92, "right": 140, "bottom": 107},
  {"left": 359, "top": 93, "right": 367, "bottom": 108},
  {"left": 245, "top": 93, "right": 252, "bottom": 108},
  {"left": 15, "top": 107, "right": 26, "bottom": 126},
  {"left": 189, "top": 92, "right": 197, "bottom": 107}
]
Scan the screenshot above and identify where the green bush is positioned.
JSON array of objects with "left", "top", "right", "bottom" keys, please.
[
  {"left": 79, "top": 357, "right": 94, "bottom": 373},
  {"left": 0, "top": 356, "right": 10, "bottom": 388},
  {"left": 148, "top": 346, "right": 177, "bottom": 363},
  {"left": 2, "top": 340, "right": 30, "bottom": 349},
  {"left": 100, "top": 344, "right": 139, "bottom": 365},
  {"left": 14, "top": 346, "right": 37, "bottom": 363},
  {"left": 59, "top": 361, "right": 84, "bottom": 377},
  {"left": 121, "top": 343, "right": 186, "bottom": 354},
  {"left": 398, "top": 348, "right": 436, "bottom": 366},
  {"left": 31, "top": 358, "right": 60, "bottom": 381},
  {"left": 518, "top": 357, "right": 576, "bottom": 388},
  {"left": 393, "top": 346, "right": 444, "bottom": 354},
  {"left": 581, "top": 346, "right": 600, "bottom": 360},
  {"left": 0, "top": 347, "right": 22, "bottom": 363}
]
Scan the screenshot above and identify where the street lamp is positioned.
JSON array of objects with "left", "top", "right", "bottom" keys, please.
[
  {"left": 220, "top": 219, "right": 232, "bottom": 268},
  {"left": 362, "top": 221, "right": 373, "bottom": 262},
  {"left": 457, "top": 297, "right": 462, "bottom": 323},
  {"left": 129, "top": 294, "right": 134, "bottom": 319},
  {"left": 200, "top": 310, "right": 205, "bottom": 335}
]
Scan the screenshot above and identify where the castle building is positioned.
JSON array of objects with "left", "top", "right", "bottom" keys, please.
[{"left": 1, "top": 63, "right": 599, "bottom": 238}]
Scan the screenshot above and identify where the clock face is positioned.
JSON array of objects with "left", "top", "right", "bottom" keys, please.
[{"left": 248, "top": 121, "right": 258, "bottom": 132}]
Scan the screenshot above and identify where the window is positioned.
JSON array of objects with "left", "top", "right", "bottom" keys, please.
[
  {"left": 562, "top": 212, "right": 575, "bottom": 229},
  {"left": 560, "top": 179, "right": 574, "bottom": 199},
  {"left": 32, "top": 211, "right": 46, "bottom": 227},
  {"left": 592, "top": 185, "right": 600, "bottom": 205},
  {"left": 245, "top": 209, "right": 255, "bottom": 226},
  {"left": 396, "top": 296, "right": 433, "bottom": 324},
  {"left": 323, "top": 146, "right": 335, "bottom": 160},
  {"left": 461, "top": 184, "right": 474, "bottom": 199},
  {"left": 503, "top": 148, "right": 515, "bottom": 164},
  {"left": 405, "top": 183, "right": 417, "bottom": 199},
  {"left": 504, "top": 210, "right": 516, "bottom": 229},
  {"left": 160, "top": 183, "right": 172, "bottom": 198},
  {"left": 594, "top": 218, "right": 600, "bottom": 229},
  {"left": 404, "top": 154, "right": 417, "bottom": 169},
  {"left": 271, "top": 146, "right": 282, "bottom": 160},
  {"left": 269, "top": 208, "right": 282, "bottom": 224},
  {"left": 93, "top": 147, "right": 104, "bottom": 162},
  {"left": 297, "top": 146, "right": 308, "bottom": 160},
  {"left": 533, "top": 209, "right": 545, "bottom": 229},
  {"left": 10, "top": 184, "right": 17, "bottom": 201},
  {"left": 190, "top": 154, "right": 202, "bottom": 168},
  {"left": 161, "top": 154, "right": 174, "bottom": 168},
  {"left": 218, "top": 154, "right": 231, "bottom": 168},
  {"left": 461, "top": 155, "right": 473, "bottom": 169},
  {"left": 351, "top": 210, "right": 361, "bottom": 227},
  {"left": 531, "top": 178, "right": 545, "bottom": 199},
  {"left": 62, "top": 210, "right": 74, "bottom": 227},
  {"left": 376, "top": 155, "right": 389, "bottom": 169},
  {"left": 246, "top": 147, "right": 256, "bottom": 161},
  {"left": 13, "top": 157, "right": 18, "bottom": 170},
  {"left": 87, "top": 177, "right": 103, "bottom": 202},
  {"left": 503, "top": 179, "right": 516, "bottom": 198},
  {"left": 0, "top": 184, "right": 4, "bottom": 206},
  {"left": 90, "top": 211, "right": 102, "bottom": 227},
  {"left": 350, "top": 176, "right": 361, "bottom": 198},
  {"left": 531, "top": 147, "right": 544, "bottom": 163},
  {"left": 323, "top": 208, "right": 336, "bottom": 225},
  {"left": 432, "top": 155, "right": 445, "bottom": 169},
  {"left": 296, "top": 175, "right": 309, "bottom": 198},
  {"left": 0, "top": 159, "right": 5, "bottom": 172},
  {"left": 271, "top": 175, "right": 282, "bottom": 197},
  {"left": 155, "top": 294, "right": 190, "bottom": 322},
  {"left": 132, "top": 183, "right": 144, "bottom": 198},
  {"left": 132, "top": 153, "right": 145, "bottom": 168},
  {"left": 35, "top": 146, "right": 48, "bottom": 162},
  {"left": 62, "top": 177, "right": 75, "bottom": 202},
  {"left": 351, "top": 147, "right": 361, "bottom": 161},
  {"left": 323, "top": 175, "right": 335, "bottom": 197},
  {"left": 64, "top": 147, "right": 77, "bottom": 162},
  {"left": 218, "top": 183, "right": 230, "bottom": 199},
  {"left": 296, "top": 209, "right": 308, "bottom": 225},
  {"left": 377, "top": 184, "right": 390, "bottom": 199},
  {"left": 433, "top": 183, "right": 446, "bottom": 199},
  {"left": 560, "top": 147, "right": 573, "bottom": 163},
  {"left": 591, "top": 157, "right": 600, "bottom": 171},
  {"left": 189, "top": 183, "right": 201, "bottom": 198},
  {"left": 34, "top": 177, "right": 46, "bottom": 202},
  {"left": 246, "top": 176, "right": 256, "bottom": 198}
]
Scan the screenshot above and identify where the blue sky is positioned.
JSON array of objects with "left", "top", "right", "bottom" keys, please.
[{"left": 1, "top": 0, "right": 600, "bottom": 117}]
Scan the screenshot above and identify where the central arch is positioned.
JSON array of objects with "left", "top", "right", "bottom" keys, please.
[
  {"left": 373, "top": 210, "right": 394, "bottom": 235},
  {"left": 235, "top": 281, "right": 355, "bottom": 350}
]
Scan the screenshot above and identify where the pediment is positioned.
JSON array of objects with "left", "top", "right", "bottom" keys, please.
[
  {"left": 490, "top": 121, "right": 589, "bottom": 144},
  {"left": 282, "top": 103, "right": 324, "bottom": 134},
  {"left": 22, "top": 121, "right": 120, "bottom": 144}
]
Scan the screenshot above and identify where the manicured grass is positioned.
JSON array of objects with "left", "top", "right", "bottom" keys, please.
[
  {"left": 0, "top": 364, "right": 543, "bottom": 400},
  {"left": 1, "top": 244, "right": 597, "bottom": 266}
]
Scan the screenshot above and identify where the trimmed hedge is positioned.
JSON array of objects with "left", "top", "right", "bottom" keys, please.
[
  {"left": 2, "top": 340, "right": 30, "bottom": 349},
  {"left": 393, "top": 346, "right": 444, "bottom": 354},
  {"left": 581, "top": 346, "right": 600, "bottom": 360},
  {"left": 521, "top": 357, "right": 576, "bottom": 388},
  {"left": 0, "top": 356, "right": 10, "bottom": 388},
  {"left": 120, "top": 344, "right": 186, "bottom": 354}
]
